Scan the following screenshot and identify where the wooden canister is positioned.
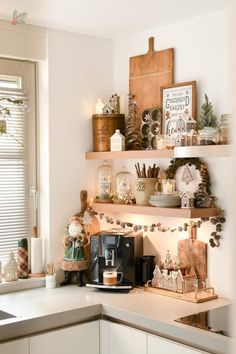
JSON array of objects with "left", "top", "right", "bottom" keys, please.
[{"left": 92, "top": 114, "right": 125, "bottom": 152}]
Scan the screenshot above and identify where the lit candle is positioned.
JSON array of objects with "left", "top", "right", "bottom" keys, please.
[
  {"left": 162, "top": 180, "right": 175, "bottom": 194},
  {"left": 95, "top": 99, "right": 104, "bottom": 114},
  {"left": 156, "top": 136, "right": 167, "bottom": 150}
]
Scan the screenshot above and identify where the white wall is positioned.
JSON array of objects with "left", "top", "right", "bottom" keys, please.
[
  {"left": 111, "top": 9, "right": 232, "bottom": 298},
  {"left": 46, "top": 29, "right": 113, "bottom": 267}
]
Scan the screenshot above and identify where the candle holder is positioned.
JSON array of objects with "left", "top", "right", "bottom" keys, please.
[{"left": 161, "top": 179, "right": 176, "bottom": 195}]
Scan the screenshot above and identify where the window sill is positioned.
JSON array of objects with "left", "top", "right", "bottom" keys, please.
[{"left": 0, "top": 277, "right": 46, "bottom": 294}]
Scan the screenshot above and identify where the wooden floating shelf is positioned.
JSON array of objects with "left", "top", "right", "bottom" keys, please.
[
  {"left": 174, "top": 144, "right": 231, "bottom": 158},
  {"left": 85, "top": 149, "right": 174, "bottom": 160},
  {"left": 93, "top": 203, "right": 219, "bottom": 219},
  {"left": 85, "top": 145, "right": 231, "bottom": 160}
]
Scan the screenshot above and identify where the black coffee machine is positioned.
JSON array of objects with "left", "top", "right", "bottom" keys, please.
[{"left": 87, "top": 229, "right": 143, "bottom": 290}]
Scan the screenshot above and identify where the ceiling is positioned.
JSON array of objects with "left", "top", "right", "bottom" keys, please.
[{"left": 0, "top": 0, "right": 231, "bottom": 39}]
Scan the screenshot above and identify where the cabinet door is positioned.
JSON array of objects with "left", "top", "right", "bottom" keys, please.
[
  {"left": 148, "top": 334, "right": 210, "bottom": 354},
  {"left": 0, "top": 338, "right": 29, "bottom": 354},
  {"left": 108, "top": 322, "right": 146, "bottom": 354},
  {"left": 30, "top": 321, "right": 99, "bottom": 354}
]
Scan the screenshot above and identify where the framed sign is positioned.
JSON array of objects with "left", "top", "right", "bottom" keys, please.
[{"left": 161, "top": 81, "right": 196, "bottom": 137}]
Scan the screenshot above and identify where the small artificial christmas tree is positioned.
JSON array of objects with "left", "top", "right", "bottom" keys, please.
[
  {"left": 198, "top": 94, "right": 218, "bottom": 129},
  {"left": 125, "top": 94, "right": 141, "bottom": 150}
]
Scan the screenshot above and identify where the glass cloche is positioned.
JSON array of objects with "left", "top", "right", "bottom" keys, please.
[
  {"left": 95, "top": 160, "right": 113, "bottom": 203},
  {"left": 114, "top": 166, "right": 135, "bottom": 204}
]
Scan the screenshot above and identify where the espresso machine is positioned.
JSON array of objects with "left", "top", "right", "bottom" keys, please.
[{"left": 86, "top": 229, "right": 143, "bottom": 290}]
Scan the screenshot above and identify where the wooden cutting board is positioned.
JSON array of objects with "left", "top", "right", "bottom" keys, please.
[
  {"left": 129, "top": 37, "right": 174, "bottom": 122},
  {"left": 178, "top": 238, "right": 207, "bottom": 281}
]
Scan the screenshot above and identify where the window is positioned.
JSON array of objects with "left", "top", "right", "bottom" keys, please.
[{"left": 0, "top": 58, "right": 37, "bottom": 264}]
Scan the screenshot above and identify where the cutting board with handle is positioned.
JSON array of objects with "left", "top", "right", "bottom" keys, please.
[
  {"left": 129, "top": 37, "right": 174, "bottom": 123},
  {"left": 178, "top": 229, "right": 207, "bottom": 281}
]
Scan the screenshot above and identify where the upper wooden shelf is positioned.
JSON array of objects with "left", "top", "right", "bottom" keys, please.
[
  {"left": 93, "top": 202, "right": 219, "bottom": 219},
  {"left": 85, "top": 145, "right": 231, "bottom": 160}
]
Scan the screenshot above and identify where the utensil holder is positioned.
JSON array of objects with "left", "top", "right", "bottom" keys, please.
[
  {"left": 135, "top": 178, "right": 158, "bottom": 205},
  {"left": 46, "top": 274, "right": 57, "bottom": 289}
]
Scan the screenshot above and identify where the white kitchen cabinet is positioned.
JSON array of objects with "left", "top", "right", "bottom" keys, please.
[
  {"left": 147, "top": 334, "right": 210, "bottom": 354},
  {"left": 100, "top": 320, "right": 146, "bottom": 354},
  {"left": 30, "top": 320, "right": 99, "bottom": 354},
  {"left": 0, "top": 338, "right": 29, "bottom": 354}
]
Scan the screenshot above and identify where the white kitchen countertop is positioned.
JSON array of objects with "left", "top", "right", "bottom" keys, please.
[{"left": 0, "top": 285, "right": 234, "bottom": 353}]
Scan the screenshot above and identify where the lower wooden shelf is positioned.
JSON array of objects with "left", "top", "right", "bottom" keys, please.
[{"left": 93, "top": 202, "right": 218, "bottom": 219}]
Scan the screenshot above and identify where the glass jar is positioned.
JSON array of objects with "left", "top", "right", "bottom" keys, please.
[
  {"left": 114, "top": 167, "right": 135, "bottom": 204},
  {"left": 161, "top": 179, "right": 176, "bottom": 195},
  {"left": 95, "top": 160, "right": 113, "bottom": 203},
  {"left": 219, "top": 114, "right": 230, "bottom": 144},
  {"left": 197, "top": 127, "right": 219, "bottom": 145}
]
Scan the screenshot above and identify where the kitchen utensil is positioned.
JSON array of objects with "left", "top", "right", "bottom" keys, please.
[{"left": 129, "top": 37, "right": 174, "bottom": 128}]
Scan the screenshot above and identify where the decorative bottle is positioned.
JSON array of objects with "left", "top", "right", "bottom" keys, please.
[
  {"left": 4, "top": 252, "right": 18, "bottom": 282},
  {"left": 18, "top": 238, "right": 29, "bottom": 279}
]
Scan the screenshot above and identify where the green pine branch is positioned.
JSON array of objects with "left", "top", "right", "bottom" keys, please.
[{"left": 198, "top": 94, "right": 218, "bottom": 129}]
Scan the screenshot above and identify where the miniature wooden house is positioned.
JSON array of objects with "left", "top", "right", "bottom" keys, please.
[
  {"left": 176, "top": 114, "right": 196, "bottom": 134},
  {"left": 181, "top": 191, "right": 195, "bottom": 208},
  {"left": 102, "top": 102, "right": 114, "bottom": 114},
  {"left": 110, "top": 129, "right": 125, "bottom": 151},
  {"left": 152, "top": 265, "right": 197, "bottom": 293}
]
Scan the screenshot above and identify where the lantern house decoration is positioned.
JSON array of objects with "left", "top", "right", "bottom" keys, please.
[
  {"left": 4, "top": 252, "right": 18, "bottom": 282},
  {"left": 95, "top": 160, "right": 113, "bottom": 203},
  {"left": 114, "top": 166, "right": 135, "bottom": 204},
  {"left": 181, "top": 191, "right": 195, "bottom": 208},
  {"left": 175, "top": 114, "right": 196, "bottom": 134},
  {"left": 110, "top": 129, "right": 125, "bottom": 151}
]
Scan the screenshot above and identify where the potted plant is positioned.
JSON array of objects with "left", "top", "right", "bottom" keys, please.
[{"left": 197, "top": 94, "right": 219, "bottom": 145}]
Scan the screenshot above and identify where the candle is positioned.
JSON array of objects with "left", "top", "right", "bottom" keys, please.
[
  {"left": 162, "top": 179, "right": 175, "bottom": 194},
  {"left": 156, "top": 136, "right": 167, "bottom": 150}
]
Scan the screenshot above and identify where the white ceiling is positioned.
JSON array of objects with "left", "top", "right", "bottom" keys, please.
[{"left": 0, "top": 0, "right": 230, "bottom": 39}]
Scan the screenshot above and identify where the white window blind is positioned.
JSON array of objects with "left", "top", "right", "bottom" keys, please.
[{"left": 0, "top": 87, "right": 29, "bottom": 263}]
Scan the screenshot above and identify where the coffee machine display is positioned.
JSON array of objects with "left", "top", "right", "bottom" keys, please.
[{"left": 86, "top": 229, "right": 143, "bottom": 290}]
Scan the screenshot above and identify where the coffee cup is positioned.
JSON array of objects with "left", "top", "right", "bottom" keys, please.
[{"left": 103, "top": 269, "right": 124, "bottom": 286}]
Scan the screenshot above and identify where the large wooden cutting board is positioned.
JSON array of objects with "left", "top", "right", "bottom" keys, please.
[
  {"left": 129, "top": 37, "right": 174, "bottom": 123},
  {"left": 178, "top": 238, "right": 207, "bottom": 281}
]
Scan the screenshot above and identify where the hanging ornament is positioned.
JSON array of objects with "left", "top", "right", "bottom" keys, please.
[
  {"left": 11, "top": 10, "right": 27, "bottom": 25},
  {"left": 181, "top": 164, "right": 193, "bottom": 185}
]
